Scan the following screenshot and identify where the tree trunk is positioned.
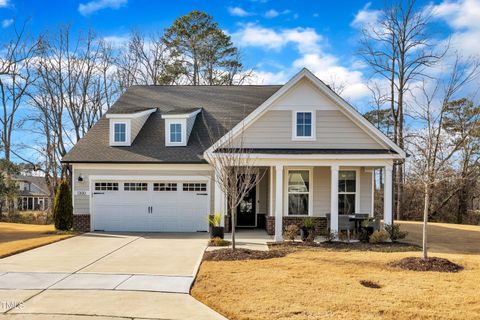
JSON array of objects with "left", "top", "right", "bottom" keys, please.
[
  {"left": 457, "top": 181, "right": 468, "bottom": 224},
  {"left": 422, "top": 183, "right": 429, "bottom": 260},
  {"left": 230, "top": 198, "right": 236, "bottom": 250}
]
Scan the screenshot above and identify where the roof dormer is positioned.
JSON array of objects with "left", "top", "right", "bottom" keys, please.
[
  {"left": 161, "top": 108, "right": 202, "bottom": 147},
  {"left": 107, "top": 108, "right": 156, "bottom": 147}
]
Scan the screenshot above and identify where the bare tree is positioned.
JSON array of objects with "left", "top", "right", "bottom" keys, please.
[
  {"left": 0, "top": 21, "right": 38, "bottom": 162},
  {"left": 203, "top": 114, "right": 264, "bottom": 250},
  {"left": 359, "top": 0, "right": 443, "bottom": 220},
  {"left": 408, "top": 54, "right": 480, "bottom": 259}
]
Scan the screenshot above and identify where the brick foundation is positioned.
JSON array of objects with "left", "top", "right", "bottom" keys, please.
[
  {"left": 265, "top": 216, "right": 327, "bottom": 235},
  {"left": 73, "top": 214, "right": 90, "bottom": 232}
]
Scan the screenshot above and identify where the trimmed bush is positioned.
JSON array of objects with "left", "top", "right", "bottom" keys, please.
[
  {"left": 53, "top": 180, "right": 73, "bottom": 231},
  {"left": 384, "top": 224, "right": 408, "bottom": 241},
  {"left": 284, "top": 224, "right": 299, "bottom": 241},
  {"left": 369, "top": 230, "right": 390, "bottom": 243}
]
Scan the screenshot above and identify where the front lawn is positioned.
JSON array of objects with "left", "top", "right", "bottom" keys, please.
[
  {"left": 192, "top": 222, "right": 480, "bottom": 320},
  {"left": 0, "top": 222, "right": 76, "bottom": 258}
]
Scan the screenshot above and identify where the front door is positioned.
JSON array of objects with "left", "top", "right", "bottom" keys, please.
[{"left": 236, "top": 185, "right": 256, "bottom": 227}]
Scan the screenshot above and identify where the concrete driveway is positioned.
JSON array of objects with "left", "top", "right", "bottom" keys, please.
[{"left": 0, "top": 232, "right": 226, "bottom": 320}]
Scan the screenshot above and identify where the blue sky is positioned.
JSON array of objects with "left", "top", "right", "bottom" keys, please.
[{"left": 1, "top": 0, "right": 479, "bottom": 163}]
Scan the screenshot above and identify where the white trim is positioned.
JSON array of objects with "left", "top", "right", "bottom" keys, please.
[
  {"left": 274, "top": 165, "right": 283, "bottom": 242},
  {"left": 292, "top": 110, "right": 316, "bottom": 141},
  {"left": 204, "top": 68, "right": 405, "bottom": 159},
  {"left": 371, "top": 170, "right": 375, "bottom": 218},
  {"left": 72, "top": 163, "right": 212, "bottom": 171},
  {"left": 110, "top": 120, "right": 130, "bottom": 146},
  {"left": 161, "top": 108, "right": 201, "bottom": 119},
  {"left": 213, "top": 153, "right": 403, "bottom": 160},
  {"left": 283, "top": 167, "right": 314, "bottom": 217},
  {"left": 269, "top": 166, "right": 274, "bottom": 217},
  {"left": 330, "top": 165, "right": 339, "bottom": 235},
  {"left": 106, "top": 108, "right": 156, "bottom": 119}
]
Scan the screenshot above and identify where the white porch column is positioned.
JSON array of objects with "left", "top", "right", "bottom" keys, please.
[
  {"left": 274, "top": 165, "right": 283, "bottom": 242},
  {"left": 330, "top": 165, "right": 339, "bottom": 235},
  {"left": 213, "top": 173, "right": 225, "bottom": 226},
  {"left": 383, "top": 165, "right": 393, "bottom": 226},
  {"left": 269, "top": 166, "right": 275, "bottom": 216}
]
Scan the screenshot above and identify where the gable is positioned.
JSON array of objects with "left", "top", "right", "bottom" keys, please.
[{"left": 231, "top": 79, "right": 386, "bottom": 150}]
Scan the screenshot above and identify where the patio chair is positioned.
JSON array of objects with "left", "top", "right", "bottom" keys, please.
[{"left": 338, "top": 215, "right": 352, "bottom": 242}]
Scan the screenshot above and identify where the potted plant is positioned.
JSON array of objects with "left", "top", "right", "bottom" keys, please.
[
  {"left": 208, "top": 213, "right": 224, "bottom": 239},
  {"left": 359, "top": 218, "right": 375, "bottom": 242},
  {"left": 301, "top": 217, "right": 315, "bottom": 242}
]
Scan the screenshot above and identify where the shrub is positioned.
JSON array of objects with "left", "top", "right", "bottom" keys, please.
[
  {"left": 306, "top": 227, "right": 316, "bottom": 242},
  {"left": 284, "top": 224, "right": 299, "bottom": 241},
  {"left": 53, "top": 180, "right": 73, "bottom": 231},
  {"left": 323, "top": 231, "right": 337, "bottom": 242},
  {"left": 384, "top": 224, "right": 408, "bottom": 241},
  {"left": 369, "top": 230, "right": 390, "bottom": 243},
  {"left": 302, "top": 217, "right": 315, "bottom": 229},
  {"left": 208, "top": 237, "right": 231, "bottom": 247}
]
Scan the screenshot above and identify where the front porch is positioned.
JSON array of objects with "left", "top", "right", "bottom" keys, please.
[{"left": 214, "top": 160, "right": 393, "bottom": 242}]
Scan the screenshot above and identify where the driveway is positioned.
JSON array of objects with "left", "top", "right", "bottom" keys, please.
[{"left": 0, "top": 232, "right": 226, "bottom": 320}]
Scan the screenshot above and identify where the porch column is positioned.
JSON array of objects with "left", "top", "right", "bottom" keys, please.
[
  {"left": 274, "top": 165, "right": 283, "bottom": 242},
  {"left": 269, "top": 166, "right": 275, "bottom": 216},
  {"left": 330, "top": 165, "right": 339, "bottom": 235},
  {"left": 214, "top": 173, "right": 225, "bottom": 226},
  {"left": 383, "top": 165, "right": 393, "bottom": 226}
]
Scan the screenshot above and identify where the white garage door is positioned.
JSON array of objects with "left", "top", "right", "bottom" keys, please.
[{"left": 92, "top": 180, "right": 209, "bottom": 232}]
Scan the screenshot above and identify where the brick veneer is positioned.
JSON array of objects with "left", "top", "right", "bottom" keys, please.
[
  {"left": 265, "top": 216, "right": 327, "bottom": 235},
  {"left": 73, "top": 214, "right": 90, "bottom": 232}
]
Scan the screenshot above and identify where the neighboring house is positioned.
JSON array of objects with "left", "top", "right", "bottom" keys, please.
[
  {"left": 13, "top": 175, "right": 51, "bottom": 211},
  {"left": 63, "top": 68, "right": 406, "bottom": 241}
]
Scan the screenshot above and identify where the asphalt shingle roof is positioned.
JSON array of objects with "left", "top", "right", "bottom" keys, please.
[{"left": 63, "top": 85, "right": 282, "bottom": 163}]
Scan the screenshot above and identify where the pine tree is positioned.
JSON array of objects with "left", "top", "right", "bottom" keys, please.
[{"left": 53, "top": 180, "right": 73, "bottom": 230}]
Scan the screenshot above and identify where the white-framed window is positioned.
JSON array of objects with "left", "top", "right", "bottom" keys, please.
[
  {"left": 183, "top": 183, "right": 207, "bottom": 192},
  {"left": 124, "top": 182, "right": 148, "bottom": 191},
  {"left": 338, "top": 171, "right": 356, "bottom": 215},
  {"left": 287, "top": 169, "right": 311, "bottom": 215},
  {"left": 170, "top": 123, "right": 182, "bottom": 143},
  {"left": 293, "top": 111, "right": 315, "bottom": 140},
  {"left": 95, "top": 182, "right": 119, "bottom": 191},
  {"left": 153, "top": 183, "right": 177, "bottom": 191},
  {"left": 114, "top": 122, "right": 127, "bottom": 142}
]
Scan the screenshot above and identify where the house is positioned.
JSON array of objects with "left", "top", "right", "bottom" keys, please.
[
  {"left": 63, "top": 68, "right": 406, "bottom": 241},
  {"left": 13, "top": 175, "right": 51, "bottom": 211}
]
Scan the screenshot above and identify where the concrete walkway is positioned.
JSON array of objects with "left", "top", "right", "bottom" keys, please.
[
  {"left": 207, "top": 229, "right": 272, "bottom": 252},
  {"left": 0, "top": 232, "right": 226, "bottom": 320}
]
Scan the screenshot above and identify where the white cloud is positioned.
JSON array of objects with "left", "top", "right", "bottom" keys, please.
[
  {"left": 0, "top": 0, "right": 8, "bottom": 8},
  {"left": 265, "top": 9, "right": 279, "bottom": 18},
  {"left": 228, "top": 7, "right": 252, "bottom": 17},
  {"left": 1, "top": 18, "right": 13, "bottom": 28},
  {"left": 430, "top": 0, "right": 480, "bottom": 56},
  {"left": 351, "top": 2, "right": 381, "bottom": 28},
  {"left": 102, "top": 35, "right": 129, "bottom": 49},
  {"left": 78, "top": 0, "right": 127, "bottom": 16},
  {"left": 233, "top": 24, "right": 370, "bottom": 101}
]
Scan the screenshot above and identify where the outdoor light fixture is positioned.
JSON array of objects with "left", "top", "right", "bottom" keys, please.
[{"left": 78, "top": 174, "right": 84, "bottom": 182}]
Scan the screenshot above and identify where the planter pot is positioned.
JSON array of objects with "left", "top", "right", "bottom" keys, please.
[
  {"left": 211, "top": 226, "right": 224, "bottom": 239},
  {"left": 360, "top": 226, "right": 375, "bottom": 242},
  {"left": 301, "top": 227, "right": 314, "bottom": 241}
]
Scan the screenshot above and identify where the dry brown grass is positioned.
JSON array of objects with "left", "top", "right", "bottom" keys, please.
[
  {"left": 192, "top": 221, "right": 480, "bottom": 320},
  {"left": 0, "top": 222, "right": 75, "bottom": 258}
]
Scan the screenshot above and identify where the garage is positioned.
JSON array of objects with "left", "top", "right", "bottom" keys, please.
[{"left": 91, "top": 179, "right": 210, "bottom": 232}]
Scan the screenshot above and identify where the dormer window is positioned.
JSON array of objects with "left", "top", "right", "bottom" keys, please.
[
  {"left": 114, "top": 123, "right": 127, "bottom": 142},
  {"left": 293, "top": 111, "right": 316, "bottom": 140},
  {"left": 170, "top": 123, "right": 182, "bottom": 143}
]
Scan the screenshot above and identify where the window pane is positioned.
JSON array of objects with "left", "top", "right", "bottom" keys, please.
[
  {"left": 346, "top": 179, "right": 356, "bottom": 192},
  {"left": 338, "top": 179, "right": 346, "bottom": 193},
  {"left": 297, "top": 112, "right": 304, "bottom": 123},
  {"left": 304, "top": 124, "right": 311, "bottom": 137},
  {"left": 296, "top": 124, "right": 304, "bottom": 137},
  {"left": 289, "top": 194, "right": 309, "bottom": 215},
  {"left": 304, "top": 112, "right": 311, "bottom": 123},
  {"left": 296, "top": 112, "right": 312, "bottom": 137},
  {"left": 288, "top": 170, "right": 309, "bottom": 193},
  {"left": 170, "top": 123, "right": 182, "bottom": 143},
  {"left": 114, "top": 123, "right": 126, "bottom": 142},
  {"left": 338, "top": 194, "right": 355, "bottom": 215}
]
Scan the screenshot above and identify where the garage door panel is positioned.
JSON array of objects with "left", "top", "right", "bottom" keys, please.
[{"left": 92, "top": 180, "right": 209, "bottom": 232}]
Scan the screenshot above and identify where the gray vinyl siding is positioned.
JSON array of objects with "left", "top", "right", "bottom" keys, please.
[
  {"left": 257, "top": 168, "right": 268, "bottom": 214},
  {"left": 313, "top": 167, "right": 331, "bottom": 216},
  {"left": 360, "top": 170, "right": 373, "bottom": 214},
  {"left": 237, "top": 110, "right": 383, "bottom": 149},
  {"left": 73, "top": 167, "right": 213, "bottom": 215},
  {"left": 130, "top": 114, "right": 151, "bottom": 143}
]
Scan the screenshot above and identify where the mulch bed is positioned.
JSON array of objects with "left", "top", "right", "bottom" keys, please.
[
  {"left": 203, "top": 248, "right": 286, "bottom": 261},
  {"left": 269, "top": 241, "right": 421, "bottom": 253},
  {"left": 388, "top": 257, "right": 464, "bottom": 273},
  {"left": 359, "top": 280, "right": 382, "bottom": 289}
]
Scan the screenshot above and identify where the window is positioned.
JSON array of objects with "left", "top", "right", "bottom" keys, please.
[
  {"left": 183, "top": 183, "right": 207, "bottom": 192},
  {"left": 95, "top": 182, "right": 119, "bottom": 191},
  {"left": 338, "top": 171, "right": 356, "bottom": 215},
  {"left": 170, "top": 123, "right": 182, "bottom": 143},
  {"left": 287, "top": 170, "right": 310, "bottom": 215},
  {"left": 153, "top": 183, "right": 177, "bottom": 191},
  {"left": 295, "top": 112, "right": 312, "bottom": 138},
  {"left": 124, "top": 182, "right": 148, "bottom": 191},
  {"left": 114, "top": 123, "right": 126, "bottom": 142}
]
